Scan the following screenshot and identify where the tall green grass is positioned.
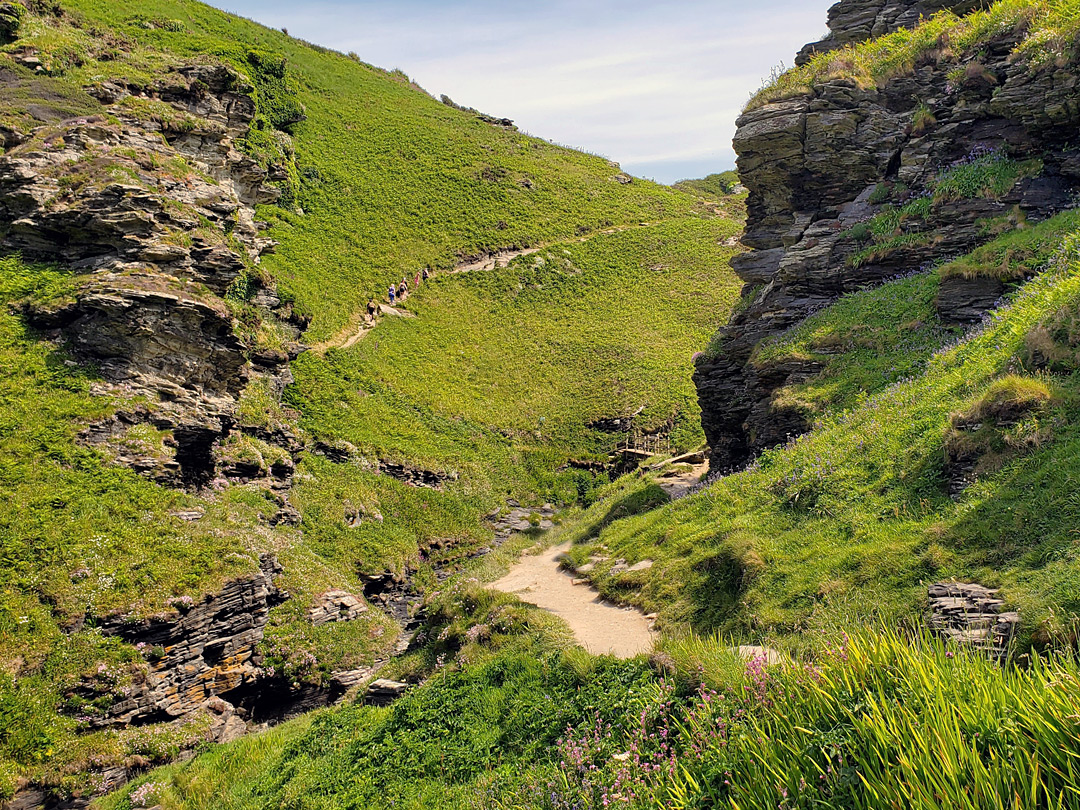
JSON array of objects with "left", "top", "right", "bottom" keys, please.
[
  {"left": 100, "top": 628, "right": 1080, "bottom": 810},
  {"left": 558, "top": 629, "right": 1080, "bottom": 810}
]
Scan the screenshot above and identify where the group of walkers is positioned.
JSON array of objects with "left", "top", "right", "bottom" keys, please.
[{"left": 365, "top": 267, "right": 431, "bottom": 324}]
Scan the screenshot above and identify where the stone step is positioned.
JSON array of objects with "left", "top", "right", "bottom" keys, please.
[{"left": 364, "top": 679, "right": 409, "bottom": 706}]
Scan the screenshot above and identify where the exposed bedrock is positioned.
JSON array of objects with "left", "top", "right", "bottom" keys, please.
[
  {"left": 696, "top": 6, "right": 1080, "bottom": 472},
  {"left": 796, "top": 0, "right": 991, "bottom": 66},
  {"left": 88, "top": 555, "right": 286, "bottom": 728},
  {"left": 0, "top": 61, "right": 306, "bottom": 489}
]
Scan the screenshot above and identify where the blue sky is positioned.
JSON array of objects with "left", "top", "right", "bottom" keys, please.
[{"left": 208, "top": 0, "right": 832, "bottom": 183}]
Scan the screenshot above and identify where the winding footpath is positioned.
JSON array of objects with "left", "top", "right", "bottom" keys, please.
[
  {"left": 491, "top": 542, "right": 657, "bottom": 658},
  {"left": 312, "top": 221, "right": 660, "bottom": 355}
]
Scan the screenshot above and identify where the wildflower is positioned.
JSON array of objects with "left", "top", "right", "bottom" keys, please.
[{"left": 130, "top": 781, "right": 166, "bottom": 808}]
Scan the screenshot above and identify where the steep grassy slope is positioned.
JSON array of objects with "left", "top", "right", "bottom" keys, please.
[
  {"left": 0, "top": 0, "right": 745, "bottom": 800},
  {"left": 54, "top": 0, "right": 703, "bottom": 343},
  {"left": 559, "top": 215, "right": 1080, "bottom": 649},
  {"left": 79, "top": 191, "right": 1080, "bottom": 809},
  {"left": 298, "top": 217, "right": 742, "bottom": 458}
]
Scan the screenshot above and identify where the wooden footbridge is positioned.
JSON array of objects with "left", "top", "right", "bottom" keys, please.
[{"left": 613, "top": 433, "right": 671, "bottom": 459}]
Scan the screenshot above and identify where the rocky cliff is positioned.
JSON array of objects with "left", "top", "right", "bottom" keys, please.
[
  {"left": 88, "top": 554, "right": 285, "bottom": 728},
  {"left": 1, "top": 61, "right": 305, "bottom": 495},
  {"left": 796, "top": 0, "right": 989, "bottom": 65},
  {"left": 695, "top": 0, "right": 1080, "bottom": 471}
]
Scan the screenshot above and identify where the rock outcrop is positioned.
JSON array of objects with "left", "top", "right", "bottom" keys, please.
[
  {"left": 309, "top": 590, "right": 369, "bottom": 626},
  {"left": 927, "top": 582, "right": 1018, "bottom": 660},
  {"left": 84, "top": 555, "right": 286, "bottom": 727},
  {"left": 1, "top": 61, "right": 305, "bottom": 489},
  {"left": 364, "top": 678, "right": 409, "bottom": 706},
  {"left": 695, "top": 0, "right": 1080, "bottom": 472},
  {"left": 796, "top": 0, "right": 989, "bottom": 66}
]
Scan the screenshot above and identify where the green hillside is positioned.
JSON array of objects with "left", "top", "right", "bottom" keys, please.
[
  {"left": 0, "top": 0, "right": 743, "bottom": 799},
  {"left": 46, "top": 0, "right": 704, "bottom": 342},
  {"left": 104, "top": 139, "right": 1080, "bottom": 810},
  {"left": 6, "top": 0, "right": 1080, "bottom": 808},
  {"left": 563, "top": 219, "right": 1080, "bottom": 640}
]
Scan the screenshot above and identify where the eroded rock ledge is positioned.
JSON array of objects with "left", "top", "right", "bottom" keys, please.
[
  {"left": 90, "top": 555, "right": 286, "bottom": 727},
  {"left": 1, "top": 62, "right": 305, "bottom": 490},
  {"left": 796, "top": 0, "right": 989, "bottom": 66},
  {"left": 695, "top": 0, "right": 1080, "bottom": 472}
]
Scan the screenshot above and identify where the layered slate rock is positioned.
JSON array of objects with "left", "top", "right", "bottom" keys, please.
[
  {"left": 309, "top": 590, "right": 369, "bottom": 626},
  {"left": 796, "top": 0, "right": 990, "bottom": 66},
  {"left": 364, "top": 678, "right": 409, "bottom": 706},
  {"left": 695, "top": 3, "right": 1080, "bottom": 472},
  {"left": 927, "top": 582, "right": 1019, "bottom": 660},
  {"left": 379, "top": 459, "right": 457, "bottom": 489},
  {"left": 0, "top": 62, "right": 305, "bottom": 489},
  {"left": 87, "top": 555, "right": 286, "bottom": 726}
]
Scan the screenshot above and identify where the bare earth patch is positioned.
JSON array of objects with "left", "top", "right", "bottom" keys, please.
[{"left": 491, "top": 541, "right": 657, "bottom": 658}]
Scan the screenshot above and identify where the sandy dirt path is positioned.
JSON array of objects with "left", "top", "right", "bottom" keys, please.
[
  {"left": 491, "top": 541, "right": 656, "bottom": 658},
  {"left": 656, "top": 462, "right": 709, "bottom": 499}
]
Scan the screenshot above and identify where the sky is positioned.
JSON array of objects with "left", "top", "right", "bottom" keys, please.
[{"left": 208, "top": 0, "right": 833, "bottom": 184}]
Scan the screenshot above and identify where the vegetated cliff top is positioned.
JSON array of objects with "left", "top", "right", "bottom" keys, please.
[
  {"left": 750, "top": 0, "right": 1080, "bottom": 110},
  {"left": 673, "top": 170, "right": 743, "bottom": 198}
]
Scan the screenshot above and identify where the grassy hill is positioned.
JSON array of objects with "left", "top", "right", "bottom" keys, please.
[
  {"left": 8, "top": 0, "right": 1080, "bottom": 808},
  {"left": 88, "top": 2, "right": 1080, "bottom": 808},
  {"left": 51, "top": 0, "right": 706, "bottom": 342},
  {"left": 0, "top": 0, "right": 744, "bottom": 799},
  {"left": 556, "top": 211, "right": 1080, "bottom": 645},
  {"left": 100, "top": 120, "right": 1080, "bottom": 810}
]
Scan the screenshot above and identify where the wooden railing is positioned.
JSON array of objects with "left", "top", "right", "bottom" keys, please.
[{"left": 614, "top": 433, "right": 671, "bottom": 456}]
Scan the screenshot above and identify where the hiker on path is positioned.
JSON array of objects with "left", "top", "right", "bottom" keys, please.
[
  {"left": 414, "top": 270, "right": 421, "bottom": 289},
  {"left": 422, "top": 267, "right": 430, "bottom": 283},
  {"left": 388, "top": 285, "right": 396, "bottom": 305},
  {"left": 366, "top": 297, "right": 378, "bottom": 323},
  {"left": 398, "top": 278, "right": 408, "bottom": 300}
]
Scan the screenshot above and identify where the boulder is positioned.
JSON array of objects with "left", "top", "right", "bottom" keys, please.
[
  {"left": 309, "top": 590, "right": 369, "bottom": 626},
  {"left": 364, "top": 679, "right": 409, "bottom": 706}
]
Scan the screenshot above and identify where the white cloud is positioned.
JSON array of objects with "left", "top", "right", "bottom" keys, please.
[{"left": 210, "top": 0, "right": 832, "bottom": 182}]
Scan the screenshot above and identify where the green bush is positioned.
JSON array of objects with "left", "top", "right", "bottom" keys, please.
[
  {"left": 243, "top": 49, "right": 306, "bottom": 132},
  {"left": 0, "top": 2, "right": 25, "bottom": 41}
]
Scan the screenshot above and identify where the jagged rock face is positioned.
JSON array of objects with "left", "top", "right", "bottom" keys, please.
[
  {"left": 796, "top": 0, "right": 989, "bottom": 66},
  {"left": 696, "top": 20, "right": 1080, "bottom": 472},
  {"left": 88, "top": 555, "right": 285, "bottom": 726},
  {"left": 0, "top": 61, "right": 305, "bottom": 489},
  {"left": 29, "top": 274, "right": 248, "bottom": 416},
  {"left": 927, "top": 582, "right": 1018, "bottom": 660},
  {"left": 379, "top": 459, "right": 457, "bottom": 489}
]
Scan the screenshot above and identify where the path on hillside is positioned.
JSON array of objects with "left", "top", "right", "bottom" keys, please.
[
  {"left": 311, "top": 304, "right": 414, "bottom": 354},
  {"left": 490, "top": 541, "right": 657, "bottom": 658},
  {"left": 313, "top": 221, "right": 658, "bottom": 354},
  {"left": 656, "top": 462, "right": 710, "bottom": 499}
]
